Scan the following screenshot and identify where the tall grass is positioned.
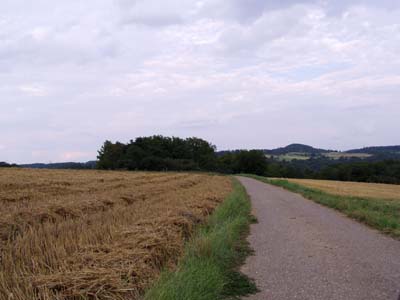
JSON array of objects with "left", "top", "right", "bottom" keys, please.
[
  {"left": 144, "top": 179, "right": 257, "bottom": 300},
  {"left": 244, "top": 175, "right": 400, "bottom": 238}
]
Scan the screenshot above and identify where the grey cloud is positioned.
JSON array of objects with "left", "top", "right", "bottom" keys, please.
[
  {"left": 228, "top": 0, "right": 316, "bottom": 20},
  {"left": 218, "top": 5, "right": 312, "bottom": 55},
  {"left": 0, "top": 0, "right": 400, "bottom": 163},
  {"left": 116, "top": 0, "right": 194, "bottom": 27},
  {"left": 201, "top": 0, "right": 400, "bottom": 23}
]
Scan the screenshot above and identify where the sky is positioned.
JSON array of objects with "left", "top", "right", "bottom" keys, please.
[{"left": 1, "top": 0, "right": 400, "bottom": 163}]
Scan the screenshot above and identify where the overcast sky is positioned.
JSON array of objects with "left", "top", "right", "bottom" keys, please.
[{"left": 1, "top": 0, "right": 400, "bottom": 163}]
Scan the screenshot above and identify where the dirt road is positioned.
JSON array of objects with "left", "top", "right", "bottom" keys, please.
[{"left": 237, "top": 176, "right": 400, "bottom": 300}]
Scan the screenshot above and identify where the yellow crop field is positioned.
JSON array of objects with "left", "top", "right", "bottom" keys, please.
[
  {"left": 286, "top": 178, "right": 400, "bottom": 201},
  {"left": 0, "top": 168, "right": 232, "bottom": 300}
]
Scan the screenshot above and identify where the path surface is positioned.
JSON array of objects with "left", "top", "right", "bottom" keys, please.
[{"left": 237, "top": 176, "right": 400, "bottom": 300}]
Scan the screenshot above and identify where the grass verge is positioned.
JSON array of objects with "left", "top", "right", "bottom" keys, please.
[
  {"left": 243, "top": 175, "right": 400, "bottom": 239},
  {"left": 143, "top": 178, "right": 258, "bottom": 300}
]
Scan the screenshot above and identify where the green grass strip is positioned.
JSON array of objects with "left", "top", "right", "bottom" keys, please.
[
  {"left": 242, "top": 175, "right": 400, "bottom": 238},
  {"left": 143, "top": 178, "right": 258, "bottom": 300}
]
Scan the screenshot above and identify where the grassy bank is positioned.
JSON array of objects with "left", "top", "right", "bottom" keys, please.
[
  {"left": 244, "top": 175, "right": 400, "bottom": 238},
  {"left": 144, "top": 179, "right": 257, "bottom": 300}
]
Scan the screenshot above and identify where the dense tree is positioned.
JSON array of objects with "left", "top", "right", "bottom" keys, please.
[
  {"left": 261, "top": 159, "right": 400, "bottom": 184},
  {"left": 317, "top": 160, "right": 400, "bottom": 184},
  {"left": 97, "top": 141, "right": 126, "bottom": 170},
  {"left": 97, "top": 136, "right": 216, "bottom": 172},
  {"left": 216, "top": 152, "right": 236, "bottom": 174},
  {"left": 231, "top": 150, "right": 268, "bottom": 176}
]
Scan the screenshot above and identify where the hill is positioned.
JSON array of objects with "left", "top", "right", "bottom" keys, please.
[
  {"left": 265, "top": 143, "right": 331, "bottom": 155},
  {"left": 346, "top": 145, "right": 400, "bottom": 154},
  {"left": 19, "top": 161, "right": 97, "bottom": 169},
  {"left": 345, "top": 146, "right": 400, "bottom": 161},
  {"left": 261, "top": 144, "right": 400, "bottom": 161},
  {"left": 219, "top": 144, "right": 400, "bottom": 160}
]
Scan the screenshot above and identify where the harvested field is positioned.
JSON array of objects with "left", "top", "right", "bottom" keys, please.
[
  {"left": 285, "top": 178, "right": 400, "bottom": 201},
  {"left": 322, "top": 152, "right": 372, "bottom": 159},
  {"left": 0, "top": 168, "right": 232, "bottom": 300}
]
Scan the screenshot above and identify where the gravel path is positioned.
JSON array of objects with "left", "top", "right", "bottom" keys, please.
[{"left": 237, "top": 176, "right": 400, "bottom": 300}]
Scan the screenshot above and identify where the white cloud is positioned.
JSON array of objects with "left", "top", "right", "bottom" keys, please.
[
  {"left": 60, "top": 151, "right": 93, "bottom": 161},
  {"left": 19, "top": 84, "right": 49, "bottom": 97},
  {"left": 30, "top": 26, "right": 52, "bottom": 41}
]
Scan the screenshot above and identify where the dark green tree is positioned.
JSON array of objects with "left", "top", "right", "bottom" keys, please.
[
  {"left": 233, "top": 150, "right": 268, "bottom": 176},
  {"left": 97, "top": 141, "right": 126, "bottom": 170}
]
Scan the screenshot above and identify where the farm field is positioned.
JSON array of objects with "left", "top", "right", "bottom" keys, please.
[
  {"left": 274, "top": 152, "right": 310, "bottom": 161},
  {"left": 285, "top": 178, "right": 400, "bottom": 201},
  {"left": 0, "top": 168, "right": 232, "bottom": 300},
  {"left": 322, "top": 152, "right": 372, "bottom": 159},
  {"left": 265, "top": 151, "right": 372, "bottom": 161}
]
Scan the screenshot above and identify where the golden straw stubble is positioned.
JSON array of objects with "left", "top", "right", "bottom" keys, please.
[
  {"left": 0, "top": 168, "right": 232, "bottom": 300},
  {"left": 286, "top": 178, "right": 400, "bottom": 201}
]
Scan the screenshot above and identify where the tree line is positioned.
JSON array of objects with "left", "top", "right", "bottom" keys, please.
[
  {"left": 264, "top": 159, "right": 400, "bottom": 184},
  {"left": 4, "top": 136, "right": 398, "bottom": 185},
  {"left": 97, "top": 136, "right": 400, "bottom": 184},
  {"left": 316, "top": 160, "right": 400, "bottom": 184},
  {"left": 96, "top": 136, "right": 267, "bottom": 175},
  {"left": 0, "top": 162, "right": 17, "bottom": 168}
]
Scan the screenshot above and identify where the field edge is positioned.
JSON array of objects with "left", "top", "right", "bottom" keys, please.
[
  {"left": 241, "top": 175, "right": 400, "bottom": 239},
  {"left": 143, "top": 177, "right": 258, "bottom": 300}
]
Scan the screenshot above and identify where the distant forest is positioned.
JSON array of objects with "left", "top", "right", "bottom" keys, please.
[
  {"left": 96, "top": 136, "right": 400, "bottom": 184},
  {"left": 0, "top": 162, "right": 17, "bottom": 168},
  {"left": 265, "top": 159, "right": 400, "bottom": 184}
]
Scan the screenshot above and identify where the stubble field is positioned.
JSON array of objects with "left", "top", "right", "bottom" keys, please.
[
  {"left": 0, "top": 168, "right": 232, "bottom": 300},
  {"left": 285, "top": 178, "right": 400, "bottom": 201}
]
